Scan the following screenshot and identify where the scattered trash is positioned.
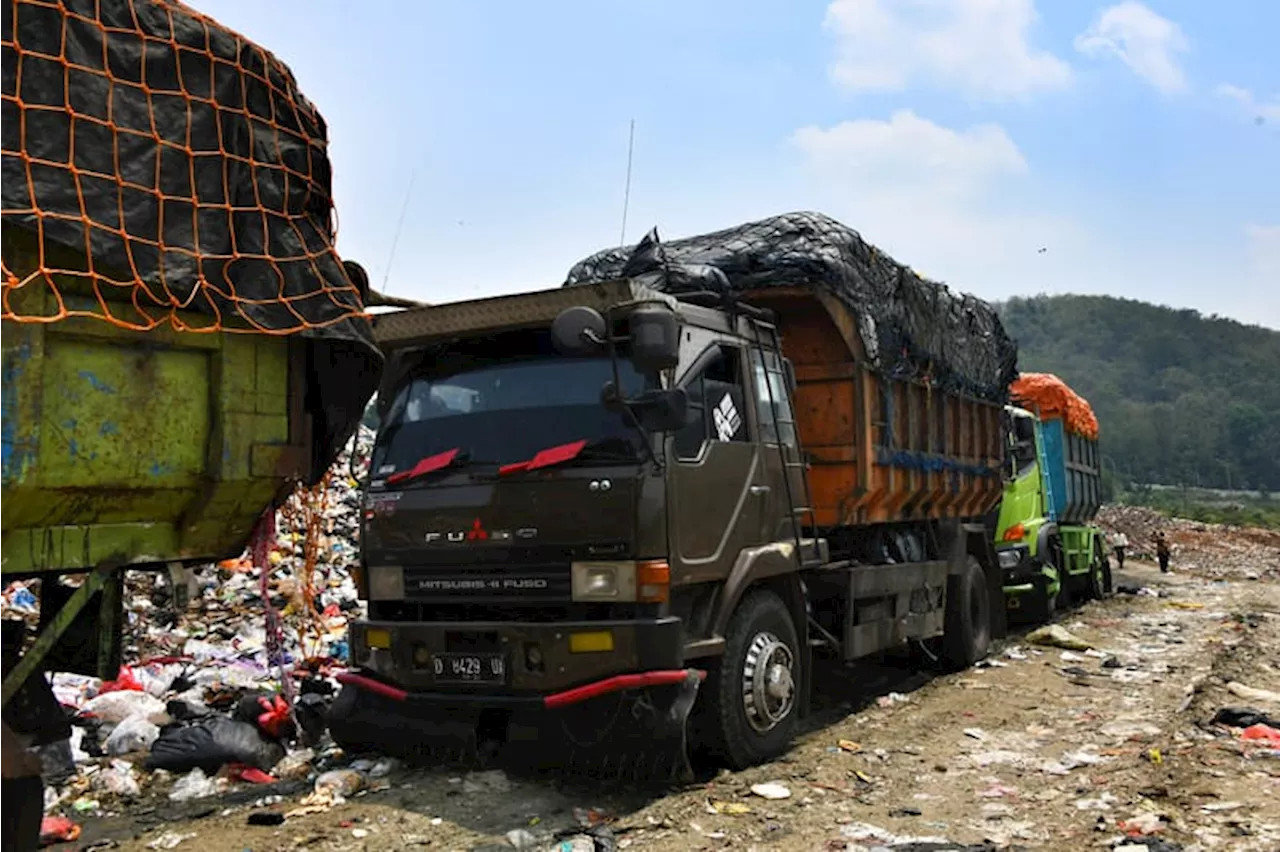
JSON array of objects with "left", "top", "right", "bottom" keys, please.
[
  {"left": 708, "top": 800, "right": 752, "bottom": 815},
  {"left": 1027, "top": 624, "right": 1094, "bottom": 651},
  {"left": 749, "top": 782, "right": 792, "bottom": 800},
  {"left": 506, "top": 828, "right": 539, "bottom": 849},
  {"left": 104, "top": 715, "right": 161, "bottom": 756},
  {"left": 962, "top": 727, "right": 988, "bottom": 741},
  {"left": 170, "top": 768, "right": 221, "bottom": 802},
  {"left": 313, "top": 768, "right": 366, "bottom": 798},
  {"left": 1211, "top": 706, "right": 1279, "bottom": 728},
  {"left": 39, "top": 815, "right": 82, "bottom": 845},
  {"left": 876, "top": 692, "right": 910, "bottom": 708},
  {"left": 1226, "top": 681, "right": 1280, "bottom": 707},
  {"left": 1241, "top": 723, "right": 1280, "bottom": 746},
  {"left": 145, "top": 716, "right": 285, "bottom": 776},
  {"left": 147, "top": 832, "right": 198, "bottom": 850}
]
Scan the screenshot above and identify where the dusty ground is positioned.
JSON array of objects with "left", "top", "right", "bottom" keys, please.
[{"left": 69, "top": 556, "right": 1280, "bottom": 852}]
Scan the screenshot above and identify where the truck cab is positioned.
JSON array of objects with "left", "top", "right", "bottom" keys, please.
[
  {"left": 995, "top": 381, "right": 1109, "bottom": 621},
  {"left": 995, "top": 406, "right": 1060, "bottom": 614}
]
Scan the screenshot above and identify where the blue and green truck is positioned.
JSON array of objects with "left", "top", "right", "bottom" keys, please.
[{"left": 994, "top": 373, "right": 1111, "bottom": 621}]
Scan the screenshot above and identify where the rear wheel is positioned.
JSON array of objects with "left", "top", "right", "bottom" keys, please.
[
  {"left": 942, "top": 555, "right": 991, "bottom": 669},
  {"left": 701, "top": 589, "right": 800, "bottom": 770}
]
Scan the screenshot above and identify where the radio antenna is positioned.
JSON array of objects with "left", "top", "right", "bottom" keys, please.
[
  {"left": 381, "top": 170, "right": 417, "bottom": 295},
  {"left": 619, "top": 119, "right": 635, "bottom": 247}
]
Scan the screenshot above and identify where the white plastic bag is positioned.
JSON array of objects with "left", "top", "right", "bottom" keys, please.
[
  {"left": 83, "top": 691, "right": 168, "bottom": 725},
  {"left": 105, "top": 715, "right": 161, "bottom": 756}
]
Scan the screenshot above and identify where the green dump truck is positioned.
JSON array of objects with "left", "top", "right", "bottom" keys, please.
[
  {"left": 1, "top": 3, "right": 380, "bottom": 847},
  {"left": 994, "top": 373, "right": 1111, "bottom": 621}
]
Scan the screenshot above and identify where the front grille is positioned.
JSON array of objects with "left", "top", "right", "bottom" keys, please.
[
  {"left": 402, "top": 563, "right": 571, "bottom": 602},
  {"left": 368, "top": 600, "right": 658, "bottom": 623}
]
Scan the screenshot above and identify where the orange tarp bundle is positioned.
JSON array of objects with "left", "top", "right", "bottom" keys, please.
[{"left": 1011, "top": 373, "right": 1099, "bottom": 440}]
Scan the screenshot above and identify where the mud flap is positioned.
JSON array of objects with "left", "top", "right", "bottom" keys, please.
[
  {"left": 329, "top": 670, "right": 703, "bottom": 786},
  {"left": 527, "top": 669, "right": 703, "bottom": 785}
]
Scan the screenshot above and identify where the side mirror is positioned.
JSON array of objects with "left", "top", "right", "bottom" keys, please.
[
  {"left": 551, "top": 306, "right": 608, "bottom": 356},
  {"left": 628, "top": 306, "right": 680, "bottom": 374},
  {"left": 604, "top": 385, "right": 689, "bottom": 432},
  {"left": 634, "top": 388, "right": 690, "bottom": 432}
]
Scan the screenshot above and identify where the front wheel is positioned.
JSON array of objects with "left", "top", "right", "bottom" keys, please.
[
  {"left": 700, "top": 589, "right": 801, "bottom": 770},
  {"left": 1087, "top": 540, "right": 1109, "bottom": 601}
]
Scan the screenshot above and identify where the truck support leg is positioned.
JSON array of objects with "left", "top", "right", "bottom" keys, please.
[{"left": 1, "top": 563, "right": 114, "bottom": 708}]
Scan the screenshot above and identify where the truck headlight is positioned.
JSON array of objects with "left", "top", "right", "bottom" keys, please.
[
  {"left": 368, "top": 565, "right": 405, "bottom": 600},
  {"left": 997, "top": 549, "right": 1023, "bottom": 570},
  {"left": 571, "top": 562, "right": 636, "bottom": 601}
]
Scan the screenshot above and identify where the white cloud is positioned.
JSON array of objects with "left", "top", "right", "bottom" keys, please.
[
  {"left": 788, "top": 111, "right": 1078, "bottom": 291},
  {"left": 1074, "top": 2, "right": 1188, "bottom": 94},
  {"left": 1216, "top": 84, "right": 1280, "bottom": 125},
  {"left": 822, "top": 0, "right": 1072, "bottom": 100}
]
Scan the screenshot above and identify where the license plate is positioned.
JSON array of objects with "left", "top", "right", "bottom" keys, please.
[{"left": 432, "top": 652, "right": 506, "bottom": 684}]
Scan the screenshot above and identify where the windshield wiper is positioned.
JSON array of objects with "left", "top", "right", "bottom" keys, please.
[
  {"left": 385, "top": 447, "right": 463, "bottom": 485},
  {"left": 497, "top": 438, "right": 637, "bottom": 476}
]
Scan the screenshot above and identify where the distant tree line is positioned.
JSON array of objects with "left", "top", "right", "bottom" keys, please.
[{"left": 999, "top": 295, "right": 1280, "bottom": 493}]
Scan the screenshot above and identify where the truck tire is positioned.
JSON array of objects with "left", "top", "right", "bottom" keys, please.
[
  {"left": 1086, "top": 539, "right": 1108, "bottom": 601},
  {"left": 942, "top": 555, "right": 991, "bottom": 669},
  {"left": 1027, "top": 537, "right": 1065, "bottom": 622},
  {"left": 701, "top": 589, "right": 801, "bottom": 770}
]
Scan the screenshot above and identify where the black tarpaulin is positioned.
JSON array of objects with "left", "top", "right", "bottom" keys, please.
[
  {"left": 1, "top": 0, "right": 382, "bottom": 478},
  {"left": 563, "top": 211, "right": 1018, "bottom": 403}
]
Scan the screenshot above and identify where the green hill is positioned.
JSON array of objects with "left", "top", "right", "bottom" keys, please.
[{"left": 997, "top": 295, "right": 1280, "bottom": 493}]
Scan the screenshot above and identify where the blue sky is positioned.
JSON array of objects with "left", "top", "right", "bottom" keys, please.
[{"left": 193, "top": 0, "right": 1278, "bottom": 328}]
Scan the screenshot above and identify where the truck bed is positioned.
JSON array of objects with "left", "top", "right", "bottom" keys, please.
[{"left": 744, "top": 288, "right": 1005, "bottom": 528}]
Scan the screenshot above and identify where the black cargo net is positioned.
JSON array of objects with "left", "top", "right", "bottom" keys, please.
[{"left": 564, "top": 212, "right": 1018, "bottom": 403}]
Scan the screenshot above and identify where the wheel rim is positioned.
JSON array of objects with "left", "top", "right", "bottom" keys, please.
[{"left": 741, "top": 631, "right": 796, "bottom": 733}]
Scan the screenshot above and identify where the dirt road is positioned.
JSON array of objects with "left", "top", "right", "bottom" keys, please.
[{"left": 75, "top": 558, "right": 1280, "bottom": 852}]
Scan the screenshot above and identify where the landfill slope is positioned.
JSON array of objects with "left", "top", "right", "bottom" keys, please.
[
  {"left": 563, "top": 211, "right": 1019, "bottom": 403},
  {"left": 6, "top": 494, "right": 1278, "bottom": 851}
]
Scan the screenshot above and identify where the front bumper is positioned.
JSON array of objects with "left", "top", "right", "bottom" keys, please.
[{"left": 347, "top": 616, "right": 685, "bottom": 694}]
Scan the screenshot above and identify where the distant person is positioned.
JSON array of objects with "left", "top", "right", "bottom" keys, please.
[
  {"left": 1112, "top": 531, "right": 1129, "bottom": 569},
  {"left": 1154, "top": 532, "right": 1171, "bottom": 573}
]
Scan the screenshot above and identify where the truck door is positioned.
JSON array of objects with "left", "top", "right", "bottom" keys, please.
[
  {"left": 667, "top": 343, "right": 763, "bottom": 583},
  {"left": 748, "top": 347, "right": 805, "bottom": 544}
]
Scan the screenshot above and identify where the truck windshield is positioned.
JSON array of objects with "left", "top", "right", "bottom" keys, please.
[{"left": 372, "top": 353, "right": 650, "bottom": 478}]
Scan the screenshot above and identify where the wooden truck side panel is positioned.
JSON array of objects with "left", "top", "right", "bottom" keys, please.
[{"left": 742, "top": 287, "right": 1004, "bottom": 528}]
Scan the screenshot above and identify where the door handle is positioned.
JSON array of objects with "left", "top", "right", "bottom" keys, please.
[{"left": 749, "top": 485, "right": 771, "bottom": 495}]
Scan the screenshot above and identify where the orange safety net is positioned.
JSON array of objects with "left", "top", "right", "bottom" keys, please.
[
  {"left": 1011, "top": 372, "right": 1099, "bottom": 440},
  {"left": 1, "top": 0, "right": 370, "bottom": 335}
]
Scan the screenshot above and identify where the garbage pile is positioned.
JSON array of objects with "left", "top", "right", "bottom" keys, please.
[
  {"left": 1097, "top": 504, "right": 1280, "bottom": 581},
  {"left": 2, "top": 425, "right": 381, "bottom": 822}
]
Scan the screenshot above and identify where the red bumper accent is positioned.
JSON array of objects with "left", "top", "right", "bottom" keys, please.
[
  {"left": 541, "top": 669, "right": 705, "bottom": 709},
  {"left": 336, "top": 668, "right": 705, "bottom": 709}
]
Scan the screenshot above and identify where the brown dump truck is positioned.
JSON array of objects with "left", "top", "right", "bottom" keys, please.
[{"left": 330, "top": 215, "right": 1013, "bottom": 780}]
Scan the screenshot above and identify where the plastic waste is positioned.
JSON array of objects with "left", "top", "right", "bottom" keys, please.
[
  {"left": 93, "top": 759, "right": 142, "bottom": 796},
  {"left": 98, "top": 665, "right": 145, "bottom": 694},
  {"left": 1241, "top": 723, "right": 1280, "bottom": 746},
  {"left": 145, "top": 716, "right": 285, "bottom": 775},
  {"left": 1026, "top": 624, "right": 1093, "bottom": 651},
  {"left": 749, "top": 782, "right": 792, "bottom": 800},
  {"left": 313, "top": 768, "right": 365, "bottom": 797},
  {"left": 105, "top": 716, "right": 161, "bottom": 756},
  {"left": 39, "top": 816, "right": 82, "bottom": 845},
  {"left": 83, "top": 690, "right": 169, "bottom": 725},
  {"left": 169, "top": 768, "right": 221, "bottom": 801}
]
